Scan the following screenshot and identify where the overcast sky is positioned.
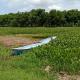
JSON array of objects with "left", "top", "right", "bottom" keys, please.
[{"left": 0, "top": 0, "right": 80, "bottom": 14}]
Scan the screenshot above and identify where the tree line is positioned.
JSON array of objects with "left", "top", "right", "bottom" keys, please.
[{"left": 0, "top": 9, "right": 80, "bottom": 27}]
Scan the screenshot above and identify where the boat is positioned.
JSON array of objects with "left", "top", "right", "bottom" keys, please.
[{"left": 12, "top": 36, "right": 56, "bottom": 55}]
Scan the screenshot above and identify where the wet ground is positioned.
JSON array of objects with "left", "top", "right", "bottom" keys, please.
[{"left": 0, "top": 35, "right": 38, "bottom": 47}]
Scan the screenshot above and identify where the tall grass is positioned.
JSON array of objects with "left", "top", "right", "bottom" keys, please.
[{"left": 0, "top": 27, "right": 80, "bottom": 80}]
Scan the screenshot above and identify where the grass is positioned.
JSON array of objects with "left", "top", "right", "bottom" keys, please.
[{"left": 0, "top": 27, "right": 80, "bottom": 80}]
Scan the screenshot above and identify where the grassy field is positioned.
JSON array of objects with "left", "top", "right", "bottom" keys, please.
[{"left": 0, "top": 27, "right": 80, "bottom": 80}]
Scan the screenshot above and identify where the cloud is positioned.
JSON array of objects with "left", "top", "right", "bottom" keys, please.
[
  {"left": 0, "top": 0, "right": 80, "bottom": 14},
  {"left": 48, "top": 5, "right": 62, "bottom": 10}
]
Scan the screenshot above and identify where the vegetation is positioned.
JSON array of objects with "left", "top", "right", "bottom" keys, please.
[
  {"left": 0, "top": 9, "right": 80, "bottom": 27},
  {"left": 0, "top": 27, "right": 80, "bottom": 80}
]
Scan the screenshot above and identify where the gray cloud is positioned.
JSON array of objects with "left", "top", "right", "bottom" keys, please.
[{"left": 0, "top": 0, "right": 80, "bottom": 14}]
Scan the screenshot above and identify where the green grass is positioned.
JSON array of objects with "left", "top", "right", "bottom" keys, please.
[{"left": 0, "top": 27, "right": 80, "bottom": 80}]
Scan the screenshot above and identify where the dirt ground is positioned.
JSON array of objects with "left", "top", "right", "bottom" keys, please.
[
  {"left": 58, "top": 72, "right": 80, "bottom": 80},
  {"left": 44, "top": 66, "right": 80, "bottom": 80},
  {"left": 0, "top": 35, "right": 38, "bottom": 47}
]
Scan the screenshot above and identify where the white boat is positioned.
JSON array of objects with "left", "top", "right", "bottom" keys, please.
[{"left": 12, "top": 36, "right": 56, "bottom": 55}]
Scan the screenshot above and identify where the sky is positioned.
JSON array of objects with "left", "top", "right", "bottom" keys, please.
[{"left": 0, "top": 0, "right": 80, "bottom": 14}]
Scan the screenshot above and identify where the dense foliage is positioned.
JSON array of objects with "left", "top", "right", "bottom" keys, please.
[{"left": 0, "top": 9, "right": 80, "bottom": 27}]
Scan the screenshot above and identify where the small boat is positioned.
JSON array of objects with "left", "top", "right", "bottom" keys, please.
[{"left": 12, "top": 36, "right": 56, "bottom": 55}]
